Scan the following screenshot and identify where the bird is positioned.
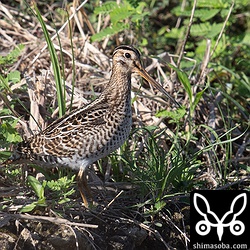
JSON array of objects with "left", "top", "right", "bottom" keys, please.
[{"left": 2, "top": 45, "right": 179, "bottom": 207}]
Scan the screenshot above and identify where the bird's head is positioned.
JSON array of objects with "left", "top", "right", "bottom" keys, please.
[
  {"left": 112, "top": 45, "right": 180, "bottom": 107},
  {"left": 112, "top": 45, "right": 142, "bottom": 74}
]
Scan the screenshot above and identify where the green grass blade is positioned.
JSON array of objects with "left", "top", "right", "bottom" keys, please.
[
  {"left": 168, "top": 63, "right": 193, "bottom": 104},
  {"left": 34, "top": 4, "right": 66, "bottom": 117}
]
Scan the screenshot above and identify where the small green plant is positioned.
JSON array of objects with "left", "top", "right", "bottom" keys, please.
[
  {"left": 20, "top": 174, "right": 76, "bottom": 212},
  {"left": 46, "top": 175, "right": 76, "bottom": 204},
  {"left": 167, "top": 64, "right": 207, "bottom": 117},
  {"left": 0, "top": 44, "right": 24, "bottom": 156},
  {"left": 20, "top": 175, "right": 47, "bottom": 213},
  {"left": 0, "top": 44, "right": 24, "bottom": 67},
  {"left": 0, "top": 72, "right": 22, "bottom": 159},
  {"left": 0, "top": 44, "right": 22, "bottom": 94},
  {"left": 0, "top": 119, "right": 22, "bottom": 150},
  {"left": 0, "top": 70, "right": 21, "bottom": 92},
  {"left": 91, "top": 0, "right": 149, "bottom": 42}
]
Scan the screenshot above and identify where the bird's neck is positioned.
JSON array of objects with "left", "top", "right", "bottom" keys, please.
[{"left": 103, "top": 66, "right": 132, "bottom": 106}]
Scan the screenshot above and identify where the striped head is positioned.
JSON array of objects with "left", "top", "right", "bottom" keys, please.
[{"left": 112, "top": 45, "right": 180, "bottom": 107}]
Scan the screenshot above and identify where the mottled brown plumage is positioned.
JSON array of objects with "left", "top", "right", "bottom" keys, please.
[{"left": 4, "top": 45, "right": 179, "bottom": 207}]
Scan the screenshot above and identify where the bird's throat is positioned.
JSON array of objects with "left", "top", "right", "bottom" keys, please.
[{"left": 104, "top": 68, "right": 132, "bottom": 107}]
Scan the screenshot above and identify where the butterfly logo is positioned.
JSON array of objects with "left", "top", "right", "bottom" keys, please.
[{"left": 193, "top": 193, "right": 247, "bottom": 241}]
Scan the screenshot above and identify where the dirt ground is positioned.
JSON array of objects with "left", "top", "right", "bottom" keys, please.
[{"left": 0, "top": 179, "right": 190, "bottom": 250}]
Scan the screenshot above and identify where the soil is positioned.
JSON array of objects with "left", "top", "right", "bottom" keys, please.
[{"left": 0, "top": 179, "right": 190, "bottom": 250}]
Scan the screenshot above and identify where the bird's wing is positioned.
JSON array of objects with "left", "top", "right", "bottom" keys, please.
[{"left": 14, "top": 99, "right": 111, "bottom": 160}]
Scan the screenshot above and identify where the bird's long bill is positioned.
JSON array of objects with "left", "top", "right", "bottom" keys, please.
[{"left": 136, "top": 67, "right": 181, "bottom": 108}]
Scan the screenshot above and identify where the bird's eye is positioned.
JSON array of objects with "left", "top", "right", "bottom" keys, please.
[{"left": 125, "top": 53, "right": 131, "bottom": 58}]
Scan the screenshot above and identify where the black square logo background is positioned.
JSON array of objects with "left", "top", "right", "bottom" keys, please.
[{"left": 190, "top": 190, "right": 249, "bottom": 249}]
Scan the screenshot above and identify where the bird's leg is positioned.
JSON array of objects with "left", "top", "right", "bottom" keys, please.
[{"left": 77, "top": 169, "right": 92, "bottom": 207}]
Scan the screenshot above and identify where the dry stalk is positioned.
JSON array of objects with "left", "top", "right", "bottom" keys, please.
[
  {"left": 176, "top": 0, "right": 197, "bottom": 67},
  {"left": 0, "top": 212, "right": 98, "bottom": 228}
]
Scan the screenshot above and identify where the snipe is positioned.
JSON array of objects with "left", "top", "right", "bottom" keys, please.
[{"left": 2, "top": 45, "right": 179, "bottom": 207}]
